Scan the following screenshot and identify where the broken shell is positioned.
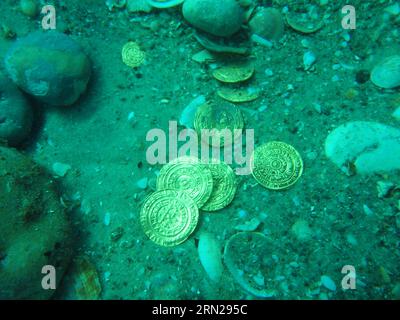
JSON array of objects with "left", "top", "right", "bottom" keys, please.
[
  {"left": 224, "top": 232, "right": 275, "bottom": 298},
  {"left": 217, "top": 87, "right": 260, "bottom": 103},
  {"left": 127, "top": 0, "right": 152, "bottom": 13},
  {"left": 285, "top": 11, "right": 324, "bottom": 34},
  {"left": 249, "top": 7, "right": 285, "bottom": 41},
  {"left": 194, "top": 31, "right": 250, "bottom": 55},
  {"left": 212, "top": 61, "right": 254, "bottom": 83},
  {"left": 65, "top": 256, "right": 102, "bottom": 300},
  {"left": 303, "top": 51, "right": 316, "bottom": 71},
  {"left": 191, "top": 49, "right": 217, "bottom": 64},
  {"left": 105, "top": 0, "right": 126, "bottom": 11},
  {"left": 146, "top": 0, "right": 185, "bottom": 8},
  {"left": 377, "top": 180, "right": 396, "bottom": 198},
  {"left": 371, "top": 55, "right": 400, "bottom": 89}
]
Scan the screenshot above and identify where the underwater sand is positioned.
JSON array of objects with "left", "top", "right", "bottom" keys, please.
[{"left": 0, "top": 0, "right": 399, "bottom": 299}]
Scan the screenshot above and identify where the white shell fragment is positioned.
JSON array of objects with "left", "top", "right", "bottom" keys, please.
[
  {"left": 197, "top": 232, "right": 224, "bottom": 283},
  {"left": 52, "top": 162, "right": 72, "bottom": 177},
  {"left": 371, "top": 55, "right": 400, "bottom": 89},
  {"left": 179, "top": 95, "right": 206, "bottom": 128},
  {"left": 303, "top": 51, "right": 316, "bottom": 71},
  {"left": 321, "top": 275, "right": 337, "bottom": 291},
  {"left": 325, "top": 121, "right": 400, "bottom": 175}
]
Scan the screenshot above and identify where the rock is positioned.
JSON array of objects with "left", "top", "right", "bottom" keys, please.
[
  {"left": 4, "top": 31, "right": 91, "bottom": 106},
  {"left": 377, "top": 181, "right": 396, "bottom": 198},
  {"left": 182, "top": 0, "right": 244, "bottom": 37},
  {"left": 248, "top": 7, "right": 284, "bottom": 41},
  {"left": 0, "top": 146, "right": 72, "bottom": 299},
  {"left": 291, "top": 219, "right": 312, "bottom": 241},
  {"left": 371, "top": 55, "right": 400, "bottom": 89},
  {"left": 52, "top": 162, "right": 71, "bottom": 177},
  {"left": 198, "top": 232, "right": 223, "bottom": 283},
  {"left": 325, "top": 121, "right": 400, "bottom": 175},
  {"left": 0, "top": 72, "right": 33, "bottom": 146},
  {"left": 20, "top": 0, "right": 38, "bottom": 17}
]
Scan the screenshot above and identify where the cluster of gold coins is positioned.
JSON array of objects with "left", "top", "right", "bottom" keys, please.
[
  {"left": 212, "top": 59, "right": 260, "bottom": 103},
  {"left": 140, "top": 156, "right": 238, "bottom": 247},
  {"left": 140, "top": 141, "right": 304, "bottom": 247}
]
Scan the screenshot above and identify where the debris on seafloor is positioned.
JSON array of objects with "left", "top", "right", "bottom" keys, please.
[
  {"left": 224, "top": 232, "right": 276, "bottom": 298},
  {"left": 61, "top": 256, "right": 102, "bottom": 300},
  {"left": 325, "top": 121, "right": 400, "bottom": 175},
  {"left": 197, "top": 232, "right": 224, "bottom": 283}
]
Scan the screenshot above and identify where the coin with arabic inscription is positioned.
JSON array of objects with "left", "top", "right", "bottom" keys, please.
[
  {"left": 202, "top": 162, "right": 237, "bottom": 212},
  {"left": 250, "top": 141, "right": 303, "bottom": 190},
  {"left": 194, "top": 100, "right": 244, "bottom": 148},
  {"left": 140, "top": 189, "right": 199, "bottom": 247},
  {"left": 156, "top": 156, "right": 213, "bottom": 208}
]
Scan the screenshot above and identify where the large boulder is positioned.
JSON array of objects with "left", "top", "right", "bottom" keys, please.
[
  {"left": 0, "top": 147, "right": 72, "bottom": 299},
  {"left": 4, "top": 31, "right": 91, "bottom": 106},
  {"left": 0, "top": 72, "right": 33, "bottom": 146},
  {"left": 182, "top": 0, "right": 244, "bottom": 37}
]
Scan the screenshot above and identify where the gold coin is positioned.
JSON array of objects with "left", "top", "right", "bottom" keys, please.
[
  {"left": 250, "top": 141, "right": 303, "bottom": 190},
  {"left": 122, "top": 42, "right": 145, "bottom": 68},
  {"left": 217, "top": 87, "right": 260, "bottom": 103},
  {"left": 194, "top": 100, "right": 244, "bottom": 148},
  {"left": 212, "top": 61, "right": 254, "bottom": 83},
  {"left": 140, "top": 190, "right": 199, "bottom": 247},
  {"left": 157, "top": 156, "right": 213, "bottom": 208},
  {"left": 202, "top": 162, "right": 237, "bottom": 212}
]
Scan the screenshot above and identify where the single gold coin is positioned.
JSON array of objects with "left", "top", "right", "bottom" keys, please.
[
  {"left": 140, "top": 190, "right": 199, "bottom": 247},
  {"left": 122, "top": 41, "right": 145, "bottom": 68},
  {"left": 202, "top": 162, "right": 237, "bottom": 212},
  {"left": 212, "top": 61, "right": 255, "bottom": 83},
  {"left": 217, "top": 87, "right": 260, "bottom": 103},
  {"left": 194, "top": 100, "right": 244, "bottom": 148},
  {"left": 157, "top": 156, "right": 213, "bottom": 208},
  {"left": 250, "top": 141, "right": 303, "bottom": 190}
]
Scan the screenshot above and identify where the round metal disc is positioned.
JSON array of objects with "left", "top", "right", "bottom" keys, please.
[
  {"left": 156, "top": 156, "right": 213, "bottom": 208},
  {"left": 140, "top": 189, "right": 199, "bottom": 247},
  {"left": 250, "top": 141, "right": 303, "bottom": 190},
  {"left": 202, "top": 162, "right": 237, "bottom": 212},
  {"left": 194, "top": 100, "right": 244, "bottom": 148}
]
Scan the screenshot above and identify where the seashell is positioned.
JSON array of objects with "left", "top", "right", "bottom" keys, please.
[
  {"left": 249, "top": 7, "right": 285, "bottom": 41},
  {"left": 194, "top": 31, "right": 250, "bottom": 55},
  {"left": 371, "top": 55, "right": 400, "bottom": 89},
  {"left": 285, "top": 11, "right": 324, "bottom": 34},
  {"left": 105, "top": 0, "right": 126, "bottom": 11},
  {"left": 127, "top": 0, "right": 152, "bottom": 13},
  {"left": 198, "top": 232, "right": 224, "bottom": 283},
  {"left": 72, "top": 256, "right": 101, "bottom": 300},
  {"left": 191, "top": 49, "right": 217, "bottom": 64},
  {"left": 224, "top": 232, "right": 275, "bottom": 298},
  {"left": 146, "top": 0, "right": 184, "bottom": 8},
  {"left": 217, "top": 86, "right": 259, "bottom": 103}
]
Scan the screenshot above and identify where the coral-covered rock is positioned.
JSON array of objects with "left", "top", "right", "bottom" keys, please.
[
  {"left": 0, "top": 72, "right": 33, "bottom": 146},
  {"left": 0, "top": 147, "right": 72, "bottom": 299},
  {"left": 4, "top": 31, "right": 91, "bottom": 106}
]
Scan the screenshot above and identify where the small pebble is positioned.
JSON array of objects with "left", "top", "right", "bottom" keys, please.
[
  {"left": 137, "top": 177, "right": 149, "bottom": 190},
  {"left": 321, "top": 275, "right": 337, "bottom": 291},
  {"left": 52, "top": 162, "right": 71, "bottom": 177},
  {"left": 104, "top": 212, "right": 111, "bottom": 226}
]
